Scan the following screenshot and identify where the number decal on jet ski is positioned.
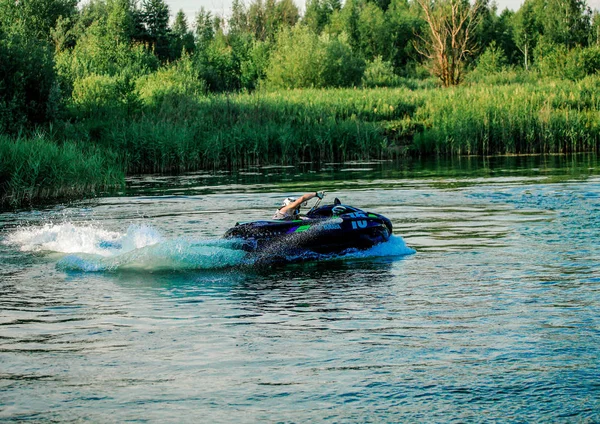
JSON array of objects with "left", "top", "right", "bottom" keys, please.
[
  {"left": 348, "top": 212, "right": 367, "bottom": 219},
  {"left": 351, "top": 220, "right": 368, "bottom": 229}
]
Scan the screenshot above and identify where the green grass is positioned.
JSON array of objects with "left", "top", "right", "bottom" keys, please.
[{"left": 0, "top": 135, "right": 124, "bottom": 207}]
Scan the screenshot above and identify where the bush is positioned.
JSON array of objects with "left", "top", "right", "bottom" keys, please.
[
  {"left": 465, "top": 68, "right": 538, "bottom": 85},
  {"left": 265, "top": 26, "right": 325, "bottom": 88},
  {"left": 72, "top": 74, "right": 140, "bottom": 118},
  {"left": 534, "top": 39, "right": 578, "bottom": 79},
  {"left": 474, "top": 41, "right": 508, "bottom": 74},
  {"left": 265, "top": 26, "right": 364, "bottom": 89},
  {"left": 362, "top": 56, "right": 401, "bottom": 87},
  {"left": 531, "top": 40, "right": 600, "bottom": 81},
  {"left": 531, "top": 38, "right": 600, "bottom": 81},
  {"left": 136, "top": 55, "right": 205, "bottom": 105},
  {"left": 579, "top": 46, "right": 600, "bottom": 76}
]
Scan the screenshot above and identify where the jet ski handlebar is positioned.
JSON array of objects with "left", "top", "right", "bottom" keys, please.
[{"left": 308, "top": 191, "right": 326, "bottom": 214}]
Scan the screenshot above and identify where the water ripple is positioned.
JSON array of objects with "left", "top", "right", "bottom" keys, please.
[{"left": 1, "top": 163, "right": 599, "bottom": 422}]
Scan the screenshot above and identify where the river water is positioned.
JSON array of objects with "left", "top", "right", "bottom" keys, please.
[{"left": 1, "top": 156, "right": 599, "bottom": 422}]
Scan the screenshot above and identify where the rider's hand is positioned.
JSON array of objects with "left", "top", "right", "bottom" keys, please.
[{"left": 315, "top": 191, "right": 325, "bottom": 199}]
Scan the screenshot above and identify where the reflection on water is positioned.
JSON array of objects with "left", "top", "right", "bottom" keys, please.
[{"left": 1, "top": 155, "right": 599, "bottom": 422}]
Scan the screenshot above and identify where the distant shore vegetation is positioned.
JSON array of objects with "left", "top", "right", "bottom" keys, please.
[{"left": 1, "top": 0, "right": 600, "bottom": 206}]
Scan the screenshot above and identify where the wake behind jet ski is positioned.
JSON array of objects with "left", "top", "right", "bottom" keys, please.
[{"left": 223, "top": 192, "right": 393, "bottom": 257}]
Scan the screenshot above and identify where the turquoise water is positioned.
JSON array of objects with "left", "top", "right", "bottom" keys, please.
[{"left": 1, "top": 156, "right": 599, "bottom": 421}]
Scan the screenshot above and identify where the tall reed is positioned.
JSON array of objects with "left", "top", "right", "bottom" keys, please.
[
  {"left": 413, "top": 78, "right": 600, "bottom": 155},
  {"left": 4, "top": 76, "right": 600, "bottom": 208},
  {"left": 0, "top": 135, "right": 124, "bottom": 207},
  {"left": 83, "top": 79, "right": 599, "bottom": 173}
]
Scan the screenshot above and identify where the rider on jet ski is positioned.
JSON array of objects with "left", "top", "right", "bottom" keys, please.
[{"left": 272, "top": 191, "right": 325, "bottom": 220}]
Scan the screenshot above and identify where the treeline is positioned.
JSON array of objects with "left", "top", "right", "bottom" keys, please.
[{"left": 2, "top": 0, "right": 600, "bottom": 132}]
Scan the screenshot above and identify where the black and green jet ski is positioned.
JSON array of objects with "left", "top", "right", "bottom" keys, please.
[{"left": 223, "top": 196, "right": 393, "bottom": 256}]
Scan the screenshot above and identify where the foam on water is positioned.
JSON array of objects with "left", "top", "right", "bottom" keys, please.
[
  {"left": 6, "top": 223, "right": 162, "bottom": 256},
  {"left": 4, "top": 222, "right": 414, "bottom": 272},
  {"left": 57, "top": 239, "right": 249, "bottom": 272},
  {"left": 342, "top": 235, "right": 416, "bottom": 258}
]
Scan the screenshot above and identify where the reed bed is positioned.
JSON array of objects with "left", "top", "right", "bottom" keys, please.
[
  {"left": 3, "top": 77, "right": 600, "bottom": 207},
  {"left": 0, "top": 135, "right": 124, "bottom": 207},
  {"left": 75, "top": 87, "right": 425, "bottom": 172},
  {"left": 413, "top": 78, "right": 600, "bottom": 155},
  {"left": 90, "top": 79, "right": 599, "bottom": 173}
]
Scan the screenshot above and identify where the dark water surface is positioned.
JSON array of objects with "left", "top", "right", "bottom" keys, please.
[{"left": 1, "top": 155, "right": 599, "bottom": 421}]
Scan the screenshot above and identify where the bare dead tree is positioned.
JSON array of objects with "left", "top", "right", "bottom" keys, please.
[{"left": 414, "top": 0, "right": 481, "bottom": 86}]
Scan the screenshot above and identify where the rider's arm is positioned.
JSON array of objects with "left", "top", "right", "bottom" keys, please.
[{"left": 281, "top": 192, "right": 320, "bottom": 214}]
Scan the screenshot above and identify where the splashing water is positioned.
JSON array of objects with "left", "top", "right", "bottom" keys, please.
[
  {"left": 6, "top": 222, "right": 164, "bottom": 256},
  {"left": 4, "top": 222, "right": 414, "bottom": 272}
]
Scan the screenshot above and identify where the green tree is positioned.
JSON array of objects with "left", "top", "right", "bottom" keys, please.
[
  {"left": 266, "top": 25, "right": 364, "bottom": 88},
  {"left": 195, "top": 34, "right": 239, "bottom": 91},
  {"left": 513, "top": 0, "right": 539, "bottom": 70},
  {"left": 325, "top": 0, "right": 360, "bottom": 50},
  {"left": 385, "top": 0, "right": 423, "bottom": 68},
  {"left": 321, "top": 33, "right": 365, "bottom": 86},
  {"left": 357, "top": 2, "right": 393, "bottom": 61},
  {"left": 229, "top": 32, "right": 264, "bottom": 90},
  {"left": 303, "top": 0, "right": 341, "bottom": 34},
  {"left": 540, "top": 0, "right": 591, "bottom": 48},
  {"left": 473, "top": 0, "right": 499, "bottom": 53},
  {"left": 240, "top": 39, "right": 271, "bottom": 89},
  {"left": 0, "top": 28, "right": 57, "bottom": 132},
  {"left": 0, "top": 0, "right": 77, "bottom": 40},
  {"left": 592, "top": 11, "right": 600, "bottom": 46},
  {"left": 171, "top": 9, "right": 195, "bottom": 56},
  {"left": 107, "top": 0, "right": 135, "bottom": 42},
  {"left": 470, "top": 1, "right": 519, "bottom": 66},
  {"left": 247, "top": 0, "right": 268, "bottom": 40},
  {"left": 229, "top": 0, "right": 248, "bottom": 34},
  {"left": 195, "top": 7, "right": 214, "bottom": 50},
  {"left": 141, "top": 0, "right": 171, "bottom": 60},
  {"left": 275, "top": 0, "right": 300, "bottom": 29},
  {"left": 495, "top": 9, "right": 518, "bottom": 65},
  {"left": 54, "top": 12, "right": 158, "bottom": 88},
  {"left": 173, "top": 10, "right": 186, "bottom": 35},
  {"left": 474, "top": 40, "right": 508, "bottom": 73},
  {"left": 247, "top": 0, "right": 299, "bottom": 41}
]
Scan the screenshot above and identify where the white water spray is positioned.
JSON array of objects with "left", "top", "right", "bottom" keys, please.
[{"left": 4, "top": 222, "right": 414, "bottom": 272}]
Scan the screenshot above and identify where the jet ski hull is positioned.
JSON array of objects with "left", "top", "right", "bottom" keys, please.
[{"left": 224, "top": 204, "right": 392, "bottom": 256}]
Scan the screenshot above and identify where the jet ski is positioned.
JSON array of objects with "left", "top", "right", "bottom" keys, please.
[{"left": 223, "top": 194, "right": 392, "bottom": 257}]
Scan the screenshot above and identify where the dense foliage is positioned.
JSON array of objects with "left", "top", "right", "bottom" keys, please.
[
  {"left": 1, "top": 0, "right": 600, "bottom": 206},
  {"left": 2, "top": 0, "right": 599, "bottom": 111}
]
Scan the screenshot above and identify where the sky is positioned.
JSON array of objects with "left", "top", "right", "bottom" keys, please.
[{"left": 164, "top": 0, "right": 600, "bottom": 21}]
